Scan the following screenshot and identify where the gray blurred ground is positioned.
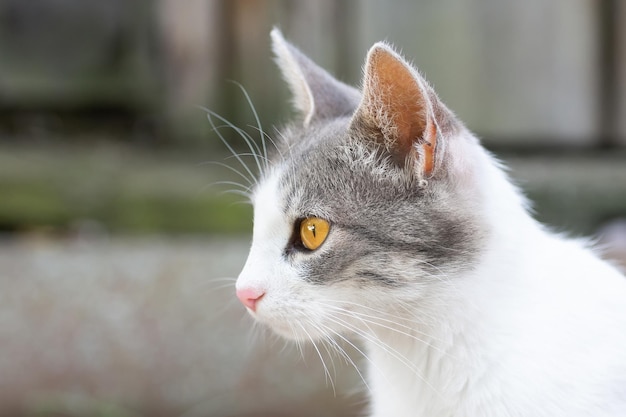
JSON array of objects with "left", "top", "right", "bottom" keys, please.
[{"left": 0, "top": 236, "right": 363, "bottom": 417}]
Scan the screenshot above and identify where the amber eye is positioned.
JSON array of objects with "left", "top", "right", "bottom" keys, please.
[{"left": 299, "top": 217, "right": 330, "bottom": 251}]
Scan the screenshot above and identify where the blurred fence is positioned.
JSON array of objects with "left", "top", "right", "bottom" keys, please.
[
  {"left": 1, "top": 0, "right": 625, "bottom": 147},
  {"left": 0, "top": 0, "right": 624, "bottom": 236}
]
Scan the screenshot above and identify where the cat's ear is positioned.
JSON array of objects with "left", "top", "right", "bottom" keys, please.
[
  {"left": 271, "top": 28, "right": 360, "bottom": 127},
  {"left": 350, "top": 43, "right": 447, "bottom": 177}
]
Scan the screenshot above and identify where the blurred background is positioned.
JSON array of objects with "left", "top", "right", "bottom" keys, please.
[{"left": 1, "top": 0, "right": 625, "bottom": 416}]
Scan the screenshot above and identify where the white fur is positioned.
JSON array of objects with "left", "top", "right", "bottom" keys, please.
[{"left": 236, "top": 169, "right": 297, "bottom": 335}]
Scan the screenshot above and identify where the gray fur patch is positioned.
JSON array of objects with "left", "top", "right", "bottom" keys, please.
[{"left": 274, "top": 117, "right": 487, "bottom": 288}]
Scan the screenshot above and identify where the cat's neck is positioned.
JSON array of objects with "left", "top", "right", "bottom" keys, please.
[
  {"left": 364, "top": 145, "right": 577, "bottom": 416},
  {"left": 365, "top": 150, "right": 626, "bottom": 417}
]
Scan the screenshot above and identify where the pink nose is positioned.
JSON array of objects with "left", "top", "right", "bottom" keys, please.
[{"left": 236, "top": 287, "right": 265, "bottom": 312}]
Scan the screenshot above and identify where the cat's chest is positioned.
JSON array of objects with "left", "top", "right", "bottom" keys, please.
[{"left": 363, "top": 325, "right": 478, "bottom": 416}]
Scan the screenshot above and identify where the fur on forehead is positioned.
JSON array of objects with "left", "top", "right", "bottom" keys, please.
[
  {"left": 279, "top": 117, "right": 426, "bottom": 185},
  {"left": 273, "top": 121, "right": 476, "bottom": 198}
]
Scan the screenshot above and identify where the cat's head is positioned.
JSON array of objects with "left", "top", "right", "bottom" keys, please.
[{"left": 235, "top": 29, "right": 489, "bottom": 341}]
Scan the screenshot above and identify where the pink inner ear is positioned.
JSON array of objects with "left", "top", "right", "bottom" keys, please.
[
  {"left": 372, "top": 52, "right": 427, "bottom": 150},
  {"left": 360, "top": 46, "right": 437, "bottom": 172}
]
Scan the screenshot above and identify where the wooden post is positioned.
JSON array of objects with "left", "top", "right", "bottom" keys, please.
[
  {"left": 157, "top": 0, "right": 223, "bottom": 143},
  {"left": 617, "top": 0, "right": 626, "bottom": 145}
]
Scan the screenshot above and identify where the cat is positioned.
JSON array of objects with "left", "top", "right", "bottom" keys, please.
[{"left": 233, "top": 28, "right": 626, "bottom": 417}]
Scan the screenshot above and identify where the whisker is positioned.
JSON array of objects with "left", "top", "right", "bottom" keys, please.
[
  {"left": 183, "top": 276, "right": 235, "bottom": 292},
  {"left": 411, "top": 260, "right": 482, "bottom": 314},
  {"left": 326, "top": 314, "right": 445, "bottom": 401},
  {"left": 228, "top": 81, "right": 268, "bottom": 171},
  {"left": 296, "top": 321, "right": 337, "bottom": 395},
  {"left": 330, "top": 307, "right": 458, "bottom": 361},
  {"left": 304, "top": 320, "right": 340, "bottom": 386},
  {"left": 218, "top": 189, "right": 253, "bottom": 200},
  {"left": 204, "top": 112, "right": 258, "bottom": 186},
  {"left": 203, "top": 109, "right": 264, "bottom": 177},
  {"left": 203, "top": 180, "right": 252, "bottom": 193},
  {"left": 248, "top": 125, "right": 285, "bottom": 164},
  {"left": 204, "top": 282, "right": 237, "bottom": 292},
  {"left": 316, "top": 298, "right": 436, "bottom": 335},
  {"left": 242, "top": 318, "right": 266, "bottom": 358},
  {"left": 207, "top": 297, "right": 240, "bottom": 322},
  {"left": 318, "top": 301, "right": 446, "bottom": 343},
  {"left": 310, "top": 319, "right": 373, "bottom": 394},
  {"left": 286, "top": 322, "right": 305, "bottom": 361},
  {"left": 224, "top": 152, "right": 271, "bottom": 163},
  {"left": 200, "top": 160, "right": 255, "bottom": 188}
]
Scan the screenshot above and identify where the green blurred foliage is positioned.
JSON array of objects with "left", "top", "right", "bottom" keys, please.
[{"left": 0, "top": 144, "right": 253, "bottom": 235}]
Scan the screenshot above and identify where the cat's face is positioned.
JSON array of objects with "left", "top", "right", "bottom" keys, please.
[{"left": 235, "top": 29, "right": 487, "bottom": 342}]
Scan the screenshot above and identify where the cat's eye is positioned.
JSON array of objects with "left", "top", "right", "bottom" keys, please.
[{"left": 299, "top": 217, "right": 330, "bottom": 251}]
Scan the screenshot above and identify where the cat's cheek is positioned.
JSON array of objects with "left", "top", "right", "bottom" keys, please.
[{"left": 237, "top": 262, "right": 330, "bottom": 341}]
